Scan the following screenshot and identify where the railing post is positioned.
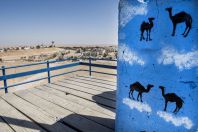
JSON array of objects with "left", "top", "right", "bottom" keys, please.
[
  {"left": 2, "top": 66, "right": 8, "bottom": 93},
  {"left": 89, "top": 57, "right": 91, "bottom": 76},
  {"left": 47, "top": 61, "right": 51, "bottom": 83}
]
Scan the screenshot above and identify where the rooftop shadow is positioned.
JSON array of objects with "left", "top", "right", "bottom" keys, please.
[
  {"left": 0, "top": 114, "right": 114, "bottom": 132},
  {"left": 92, "top": 90, "right": 116, "bottom": 113}
]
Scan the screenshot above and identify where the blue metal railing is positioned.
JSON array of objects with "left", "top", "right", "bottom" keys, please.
[{"left": 0, "top": 58, "right": 116, "bottom": 93}]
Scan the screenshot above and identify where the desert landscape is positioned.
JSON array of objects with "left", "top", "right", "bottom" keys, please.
[{"left": 0, "top": 45, "right": 117, "bottom": 95}]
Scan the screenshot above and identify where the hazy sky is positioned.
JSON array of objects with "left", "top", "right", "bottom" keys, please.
[{"left": 0, "top": 0, "right": 119, "bottom": 46}]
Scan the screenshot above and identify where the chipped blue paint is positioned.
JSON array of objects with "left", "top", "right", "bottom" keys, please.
[{"left": 117, "top": 0, "right": 198, "bottom": 131}]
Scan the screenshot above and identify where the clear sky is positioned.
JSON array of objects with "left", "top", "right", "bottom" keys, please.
[{"left": 0, "top": 0, "right": 119, "bottom": 47}]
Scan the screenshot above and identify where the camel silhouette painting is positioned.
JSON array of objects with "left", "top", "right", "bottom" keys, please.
[
  {"left": 129, "top": 82, "right": 154, "bottom": 102},
  {"left": 159, "top": 86, "right": 184, "bottom": 114},
  {"left": 165, "top": 7, "right": 192, "bottom": 37},
  {"left": 140, "top": 17, "right": 155, "bottom": 41}
]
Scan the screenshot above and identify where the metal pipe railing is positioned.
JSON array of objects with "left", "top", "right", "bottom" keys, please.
[{"left": 0, "top": 58, "right": 117, "bottom": 93}]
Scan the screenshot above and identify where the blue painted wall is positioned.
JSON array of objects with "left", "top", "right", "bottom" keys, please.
[{"left": 116, "top": 0, "right": 198, "bottom": 131}]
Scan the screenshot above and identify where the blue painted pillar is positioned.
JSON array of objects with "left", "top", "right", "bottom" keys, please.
[
  {"left": 2, "top": 66, "right": 8, "bottom": 93},
  {"left": 117, "top": 0, "right": 198, "bottom": 131},
  {"left": 89, "top": 57, "right": 92, "bottom": 76},
  {"left": 47, "top": 61, "right": 51, "bottom": 83}
]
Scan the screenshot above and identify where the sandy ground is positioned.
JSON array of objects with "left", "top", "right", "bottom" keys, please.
[{"left": 0, "top": 47, "right": 64, "bottom": 61}]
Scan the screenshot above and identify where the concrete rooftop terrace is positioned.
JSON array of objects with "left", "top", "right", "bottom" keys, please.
[{"left": 0, "top": 73, "right": 116, "bottom": 132}]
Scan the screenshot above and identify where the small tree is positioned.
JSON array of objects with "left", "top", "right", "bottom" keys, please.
[
  {"left": 103, "top": 53, "right": 108, "bottom": 58},
  {"left": 49, "top": 41, "right": 55, "bottom": 48},
  {"left": 36, "top": 45, "right": 40, "bottom": 49},
  {"left": 4, "top": 48, "right": 8, "bottom": 52}
]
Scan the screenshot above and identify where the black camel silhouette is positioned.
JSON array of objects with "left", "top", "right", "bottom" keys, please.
[
  {"left": 129, "top": 82, "right": 154, "bottom": 102},
  {"left": 159, "top": 86, "right": 184, "bottom": 114},
  {"left": 165, "top": 7, "right": 192, "bottom": 37},
  {"left": 140, "top": 17, "right": 155, "bottom": 41}
]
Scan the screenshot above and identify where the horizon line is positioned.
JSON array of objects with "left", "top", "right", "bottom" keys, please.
[{"left": 0, "top": 43, "right": 118, "bottom": 48}]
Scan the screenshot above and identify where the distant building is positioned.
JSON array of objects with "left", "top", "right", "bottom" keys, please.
[{"left": 24, "top": 47, "right": 30, "bottom": 50}]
